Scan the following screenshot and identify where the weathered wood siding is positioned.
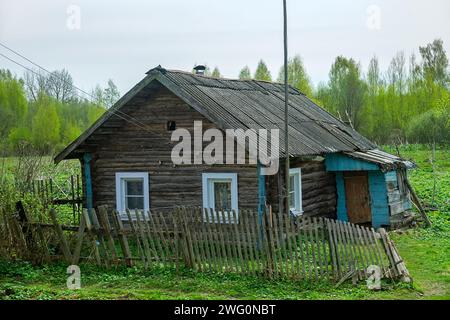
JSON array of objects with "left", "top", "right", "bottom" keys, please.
[
  {"left": 267, "top": 157, "right": 337, "bottom": 218},
  {"left": 77, "top": 85, "right": 337, "bottom": 218},
  {"left": 78, "top": 86, "right": 258, "bottom": 212}
]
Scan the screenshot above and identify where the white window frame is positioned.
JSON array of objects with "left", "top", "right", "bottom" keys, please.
[
  {"left": 202, "top": 173, "right": 238, "bottom": 223},
  {"left": 289, "top": 168, "right": 303, "bottom": 215},
  {"left": 115, "top": 172, "right": 150, "bottom": 218}
]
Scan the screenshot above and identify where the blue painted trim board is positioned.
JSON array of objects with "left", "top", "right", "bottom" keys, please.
[
  {"left": 335, "top": 172, "right": 348, "bottom": 221},
  {"left": 325, "top": 153, "right": 379, "bottom": 171},
  {"left": 83, "top": 153, "right": 93, "bottom": 219},
  {"left": 257, "top": 162, "right": 266, "bottom": 249},
  {"left": 368, "top": 171, "right": 390, "bottom": 228}
]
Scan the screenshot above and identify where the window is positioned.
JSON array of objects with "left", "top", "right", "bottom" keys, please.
[
  {"left": 115, "top": 172, "right": 150, "bottom": 217},
  {"left": 202, "top": 173, "right": 238, "bottom": 223},
  {"left": 289, "top": 168, "right": 303, "bottom": 215},
  {"left": 167, "top": 121, "right": 176, "bottom": 131}
]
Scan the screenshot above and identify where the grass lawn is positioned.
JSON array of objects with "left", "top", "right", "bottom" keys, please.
[{"left": 0, "top": 145, "right": 448, "bottom": 300}]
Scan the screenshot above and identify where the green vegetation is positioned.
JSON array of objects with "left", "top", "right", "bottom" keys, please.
[
  {"left": 246, "top": 39, "right": 450, "bottom": 145},
  {"left": 0, "top": 69, "right": 118, "bottom": 155},
  {"left": 0, "top": 145, "right": 448, "bottom": 300}
]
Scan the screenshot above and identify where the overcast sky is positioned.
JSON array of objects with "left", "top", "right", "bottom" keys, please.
[{"left": 1, "top": 0, "right": 449, "bottom": 96}]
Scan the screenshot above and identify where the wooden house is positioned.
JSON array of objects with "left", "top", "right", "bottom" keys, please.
[{"left": 54, "top": 66, "right": 413, "bottom": 229}]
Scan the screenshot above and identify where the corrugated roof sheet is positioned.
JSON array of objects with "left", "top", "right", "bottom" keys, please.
[
  {"left": 55, "top": 66, "right": 379, "bottom": 162},
  {"left": 343, "top": 149, "right": 416, "bottom": 171},
  {"left": 158, "top": 68, "right": 377, "bottom": 156}
]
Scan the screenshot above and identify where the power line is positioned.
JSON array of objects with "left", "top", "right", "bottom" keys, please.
[{"left": 0, "top": 43, "right": 161, "bottom": 136}]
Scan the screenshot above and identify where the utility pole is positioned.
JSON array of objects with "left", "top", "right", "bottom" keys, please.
[{"left": 283, "top": 0, "right": 290, "bottom": 216}]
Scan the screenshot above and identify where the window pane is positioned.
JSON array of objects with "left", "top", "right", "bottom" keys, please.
[
  {"left": 214, "top": 181, "right": 232, "bottom": 211},
  {"left": 289, "top": 190, "right": 295, "bottom": 208},
  {"left": 126, "top": 196, "right": 144, "bottom": 210},
  {"left": 126, "top": 179, "right": 143, "bottom": 196},
  {"left": 289, "top": 175, "right": 296, "bottom": 209},
  {"left": 289, "top": 175, "right": 295, "bottom": 190}
]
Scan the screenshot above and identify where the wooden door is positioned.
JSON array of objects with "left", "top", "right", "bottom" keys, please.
[{"left": 344, "top": 171, "right": 372, "bottom": 224}]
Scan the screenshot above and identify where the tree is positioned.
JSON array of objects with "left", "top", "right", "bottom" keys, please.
[
  {"left": 23, "top": 69, "right": 49, "bottom": 102},
  {"left": 277, "top": 55, "right": 312, "bottom": 97},
  {"left": 31, "top": 96, "right": 61, "bottom": 151},
  {"left": 387, "top": 52, "right": 406, "bottom": 95},
  {"left": 24, "top": 68, "right": 75, "bottom": 103},
  {"left": 238, "top": 66, "right": 252, "bottom": 80},
  {"left": 90, "top": 80, "right": 120, "bottom": 108},
  {"left": 0, "top": 70, "right": 28, "bottom": 139},
  {"left": 328, "top": 56, "right": 366, "bottom": 130},
  {"left": 254, "top": 60, "right": 272, "bottom": 81},
  {"left": 47, "top": 69, "right": 75, "bottom": 103},
  {"left": 103, "top": 79, "right": 120, "bottom": 108},
  {"left": 211, "top": 67, "right": 221, "bottom": 78},
  {"left": 419, "top": 39, "right": 449, "bottom": 86}
]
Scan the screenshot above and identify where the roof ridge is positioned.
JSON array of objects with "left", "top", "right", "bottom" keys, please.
[{"left": 145, "top": 65, "right": 304, "bottom": 94}]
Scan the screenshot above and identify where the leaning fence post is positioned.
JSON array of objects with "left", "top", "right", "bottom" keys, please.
[{"left": 49, "top": 208, "right": 72, "bottom": 263}]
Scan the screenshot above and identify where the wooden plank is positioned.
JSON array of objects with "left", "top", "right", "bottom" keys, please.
[
  {"left": 186, "top": 207, "right": 202, "bottom": 271},
  {"left": 135, "top": 210, "right": 154, "bottom": 267},
  {"left": 329, "top": 219, "right": 341, "bottom": 278},
  {"left": 300, "top": 217, "right": 312, "bottom": 280},
  {"left": 204, "top": 208, "right": 218, "bottom": 272},
  {"left": 91, "top": 208, "right": 111, "bottom": 267},
  {"left": 405, "top": 178, "right": 431, "bottom": 226},
  {"left": 141, "top": 211, "right": 162, "bottom": 264},
  {"left": 126, "top": 209, "right": 148, "bottom": 268},
  {"left": 295, "top": 216, "right": 307, "bottom": 278},
  {"left": 261, "top": 211, "right": 273, "bottom": 278},
  {"left": 172, "top": 207, "right": 181, "bottom": 272},
  {"left": 360, "top": 225, "right": 376, "bottom": 267},
  {"left": 98, "top": 206, "right": 118, "bottom": 262},
  {"left": 341, "top": 221, "right": 358, "bottom": 273},
  {"left": 278, "top": 211, "right": 293, "bottom": 276},
  {"left": 378, "top": 228, "right": 399, "bottom": 278},
  {"left": 217, "top": 209, "right": 231, "bottom": 271},
  {"left": 288, "top": 215, "right": 301, "bottom": 277},
  {"left": 194, "top": 208, "right": 208, "bottom": 271},
  {"left": 319, "top": 218, "right": 329, "bottom": 278},
  {"left": 307, "top": 217, "right": 319, "bottom": 280},
  {"left": 366, "top": 228, "right": 381, "bottom": 269},
  {"left": 232, "top": 209, "right": 246, "bottom": 274},
  {"left": 239, "top": 210, "right": 258, "bottom": 275},
  {"left": 181, "top": 207, "right": 196, "bottom": 268},
  {"left": 83, "top": 209, "right": 101, "bottom": 266},
  {"left": 335, "top": 220, "right": 349, "bottom": 273},
  {"left": 147, "top": 210, "right": 165, "bottom": 265},
  {"left": 156, "top": 211, "right": 174, "bottom": 267},
  {"left": 346, "top": 222, "right": 364, "bottom": 279},
  {"left": 199, "top": 208, "right": 216, "bottom": 271},
  {"left": 284, "top": 213, "right": 295, "bottom": 277},
  {"left": 313, "top": 217, "right": 323, "bottom": 278},
  {"left": 48, "top": 208, "right": 72, "bottom": 263},
  {"left": 268, "top": 209, "right": 281, "bottom": 278},
  {"left": 223, "top": 210, "right": 237, "bottom": 272},
  {"left": 382, "top": 229, "right": 411, "bottom": 282},
  {"left": 71, "top": 212, "right": 86, "bottom": 265},
  {"left": 355, "top": 225, "right": 370, "bottom": 269},
  {"left": 371, "top": 228, "right": 387, "bottom": 274},
  {"left": 111, "top": 210, "right": 132, "bottom": 266}
]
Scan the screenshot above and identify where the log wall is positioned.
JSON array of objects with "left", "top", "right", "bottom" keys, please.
[{"left": 76, "top": 85, "right": 336, "bottom": 217}]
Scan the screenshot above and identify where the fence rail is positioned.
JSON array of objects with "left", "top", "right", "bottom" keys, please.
[{"left": 0, "top": 204, "right": 411, "bottom": 283}]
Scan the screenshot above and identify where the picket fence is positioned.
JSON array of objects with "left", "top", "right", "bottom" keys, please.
[{"left": 0, "top": 205, "right": 411, "bottom": 283}]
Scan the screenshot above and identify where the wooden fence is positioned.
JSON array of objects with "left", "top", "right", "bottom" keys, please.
[
  {"left": 0, "top": 205, "right": 411, "bottom": 283},
  {"left": 29, "top": 175, "right": 83, "bottom": 224}
]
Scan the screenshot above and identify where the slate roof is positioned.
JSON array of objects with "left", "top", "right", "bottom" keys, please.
[{"left": 55, "top": 66, "right": 378, "bottom": 163}]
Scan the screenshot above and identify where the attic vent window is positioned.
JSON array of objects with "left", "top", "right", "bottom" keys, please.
[{"left": 167, "top": 121, "right": 176, "bottom": 131}]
